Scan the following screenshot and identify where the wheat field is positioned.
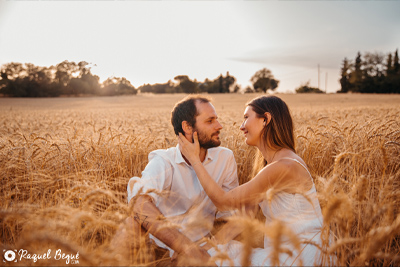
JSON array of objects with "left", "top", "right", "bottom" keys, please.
[{"left": 1, "top": 93, "right": 399, "bottom": 266}]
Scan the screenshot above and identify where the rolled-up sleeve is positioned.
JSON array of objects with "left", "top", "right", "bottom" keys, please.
[{"left": 127, "top": 155, "right": 173, "bottom": 206}]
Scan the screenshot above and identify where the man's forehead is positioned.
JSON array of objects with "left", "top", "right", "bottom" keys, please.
[{"left": 195, "top": 101, "right": 217, "bottom": 118}]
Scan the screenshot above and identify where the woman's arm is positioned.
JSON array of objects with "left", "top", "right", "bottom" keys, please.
[{"left": 178, "top": 133, "right": 287, "bottom": 211}]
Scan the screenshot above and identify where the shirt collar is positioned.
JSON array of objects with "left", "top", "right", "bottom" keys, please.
[
  {"left": 204, "top": 148, "right": 214, "bottom": 162},
  {"left": 175, "top": 144, "right": 214, "bottom": 165},
  {"left": 175, "top": 144, "right": 187, "bottom": 164}
]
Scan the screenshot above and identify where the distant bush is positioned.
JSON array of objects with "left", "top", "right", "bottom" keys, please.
[{"left": 295, "top": 81, "right": 324, "bottom": 94}]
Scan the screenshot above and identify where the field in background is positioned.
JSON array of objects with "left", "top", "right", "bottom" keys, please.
[{"left": 1, "top": 93, "right": 399, "bottom": 266}]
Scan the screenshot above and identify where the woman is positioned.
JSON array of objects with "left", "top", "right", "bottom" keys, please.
[{"left": 178, "top": 96, "right": 326, "bottom": 266}]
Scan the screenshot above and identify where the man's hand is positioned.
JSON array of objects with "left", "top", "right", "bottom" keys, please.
[
  {"left": 133, "top": 195, "right": 216, "bottom": 265},
  {"left": 178, "top": 132, "right": 201, "bottom": 166}
]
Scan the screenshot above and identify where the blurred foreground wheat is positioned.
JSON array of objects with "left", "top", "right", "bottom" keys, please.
[{"left": 1, "top": 95, "right": 399, "bottom": 266}]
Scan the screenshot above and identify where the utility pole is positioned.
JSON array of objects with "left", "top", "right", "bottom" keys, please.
[
  {"left": 325, "top": 72, "right": 328, "bottom": 93},
  {"left": 318, "top": 64, "right": 320, "bottom": 89}
]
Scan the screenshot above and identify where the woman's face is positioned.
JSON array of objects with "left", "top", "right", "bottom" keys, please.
[{"left": 240, "top": 106, "right": 265, "bottom": 146}]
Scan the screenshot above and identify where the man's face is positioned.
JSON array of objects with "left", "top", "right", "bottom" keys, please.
[{"left": 192, "top": 101, "right": 223, "bottom": 149}]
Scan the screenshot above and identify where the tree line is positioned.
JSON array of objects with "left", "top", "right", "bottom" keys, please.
[
  {"left": 4, "top": 50, "right": 397, "bottom": 97},
  {"left": 338, "top": 49, "right": 400, "bottom": 93},
  {"left": 138, "top": 68, "right": 279, "bottom": 94},
  {"left": 0, "top": 61, "right": 136, "bottom": 97},
  {"left": 0, "top": 60, "right": 280, "bottom": 97},
  {"left": 138, "top": 73, "right": 237, "bottom": 94}
]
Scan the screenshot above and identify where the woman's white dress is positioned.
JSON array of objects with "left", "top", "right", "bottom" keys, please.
[{"left": 208, "top": 158, "right": 325, "bottom": 266}]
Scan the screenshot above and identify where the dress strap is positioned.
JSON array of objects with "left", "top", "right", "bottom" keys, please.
[{"left": 280, "top": 157, "right": 313, "bottom": 181}]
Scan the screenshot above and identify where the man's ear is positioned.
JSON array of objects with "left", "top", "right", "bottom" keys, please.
[
  {"left": 264, "top": 112, "right": 272, "bottom": 126},
  {"left": 181, "top": 121, "right": 193, "bottom": 136}
]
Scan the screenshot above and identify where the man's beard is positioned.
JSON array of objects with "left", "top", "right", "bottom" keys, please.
[{"left": 193, "top": 127, "right": 221, "bottom": 149}]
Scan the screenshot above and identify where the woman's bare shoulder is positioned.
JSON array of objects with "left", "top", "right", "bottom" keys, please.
[
  {"left": 256, "top": 157, "right": 312, "bottom": 193},
  {"left": 253, "top": 160, "right": 294, "bottom": 186}
]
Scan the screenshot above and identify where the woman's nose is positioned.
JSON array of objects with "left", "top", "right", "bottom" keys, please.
[{"left": 239, "top": 122, "right": 245, "bottom": 131}]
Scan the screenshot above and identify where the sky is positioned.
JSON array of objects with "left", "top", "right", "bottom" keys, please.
[{"left": 0, "top": 1, "right": 399, "bottom": 93}]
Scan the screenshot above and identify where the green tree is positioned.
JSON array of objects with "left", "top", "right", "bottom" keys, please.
[
  {"left": 55, "top": 61, "right": 78, "bottom": 86},
  {"left": 0, "top": 63, "right": 58, "bottom": 97},
  {"left": 250, "top": 68, "right": 279, "bottom": 93},
  {"left": 102, "top": 76, "right": 136, "bottom": 96},
  {"left": 59, "top": 61, "right": 101, "bottom": 96},
  {"left": 394, "top": 49, "right": 399, "bottom": 73},
  {"left": 0, "top": 63, "right": 24, "bottom": 96},
  {"left": 174, "top": 75, "right": 198, "bottom": 94},
  {"left": 1, "top": 62, "right": 25, "bottom": 80},
  {"left": 232, "top": 84, "right": 241, "bottom": 93},
  {"left": 137, "top": 84, "right": 154, "bottom": 94},
  {"left": 386, "top": 53, "right": 393, "bottom": 76},
  {"left": 363, "top": 52, "right": 385, "bottom": 78},
  {"left": 221, "top": 72, "right": 236, "bottom": 93},
  {"left": 75, "top": 62, "right": 100, "bottom": 95},
  {"left": 361, "top": 52, "right": 386, "bottom": 93},
  {"left": 337, "top": 50, "right": 400, "bottom": 94},
  {"left": 349, "top": 52, "right": 363, "bottom": 92},
  {"left": 25, "top": 64, "right": 54, "bottom": 97},
  {"left": 338, "top": 58, "right": 352, "bottom": 93},
  {"left": 383, "top": 49, "right": 400, "bottom": 93},
  {"left": 196, "top": 73, "right": 236, "bottom": 94},
  {"left": 243, "top": 86, "right": 254, "bottom": 93}
]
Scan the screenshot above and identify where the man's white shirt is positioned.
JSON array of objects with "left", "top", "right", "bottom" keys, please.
[{"left": 127, "top": 144, "right": 239, "bottom": 251}]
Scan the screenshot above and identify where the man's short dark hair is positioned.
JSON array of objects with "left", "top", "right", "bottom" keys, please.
[{"left": 171, "top": 95, "right": 211, "bottom": 135}]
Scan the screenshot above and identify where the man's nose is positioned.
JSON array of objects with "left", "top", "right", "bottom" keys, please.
[{"left": 216, "top": 120, "right": 223, "bottom": 130}]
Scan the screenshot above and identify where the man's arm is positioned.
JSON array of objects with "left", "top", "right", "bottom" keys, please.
[
  {"left": 131, "top": 195, "right": 213, "bottom": 264},
  {"left": 210, "top": 150, "right": 253, "bottom": 245}
]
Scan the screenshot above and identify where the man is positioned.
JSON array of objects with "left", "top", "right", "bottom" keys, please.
[{"left": 113, "top": 95, "right": 239, "bottom": 265}]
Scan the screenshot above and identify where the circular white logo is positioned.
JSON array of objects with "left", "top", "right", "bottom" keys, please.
[{"left": 4, "top": 250, "right": 16, "bottom": 262}]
